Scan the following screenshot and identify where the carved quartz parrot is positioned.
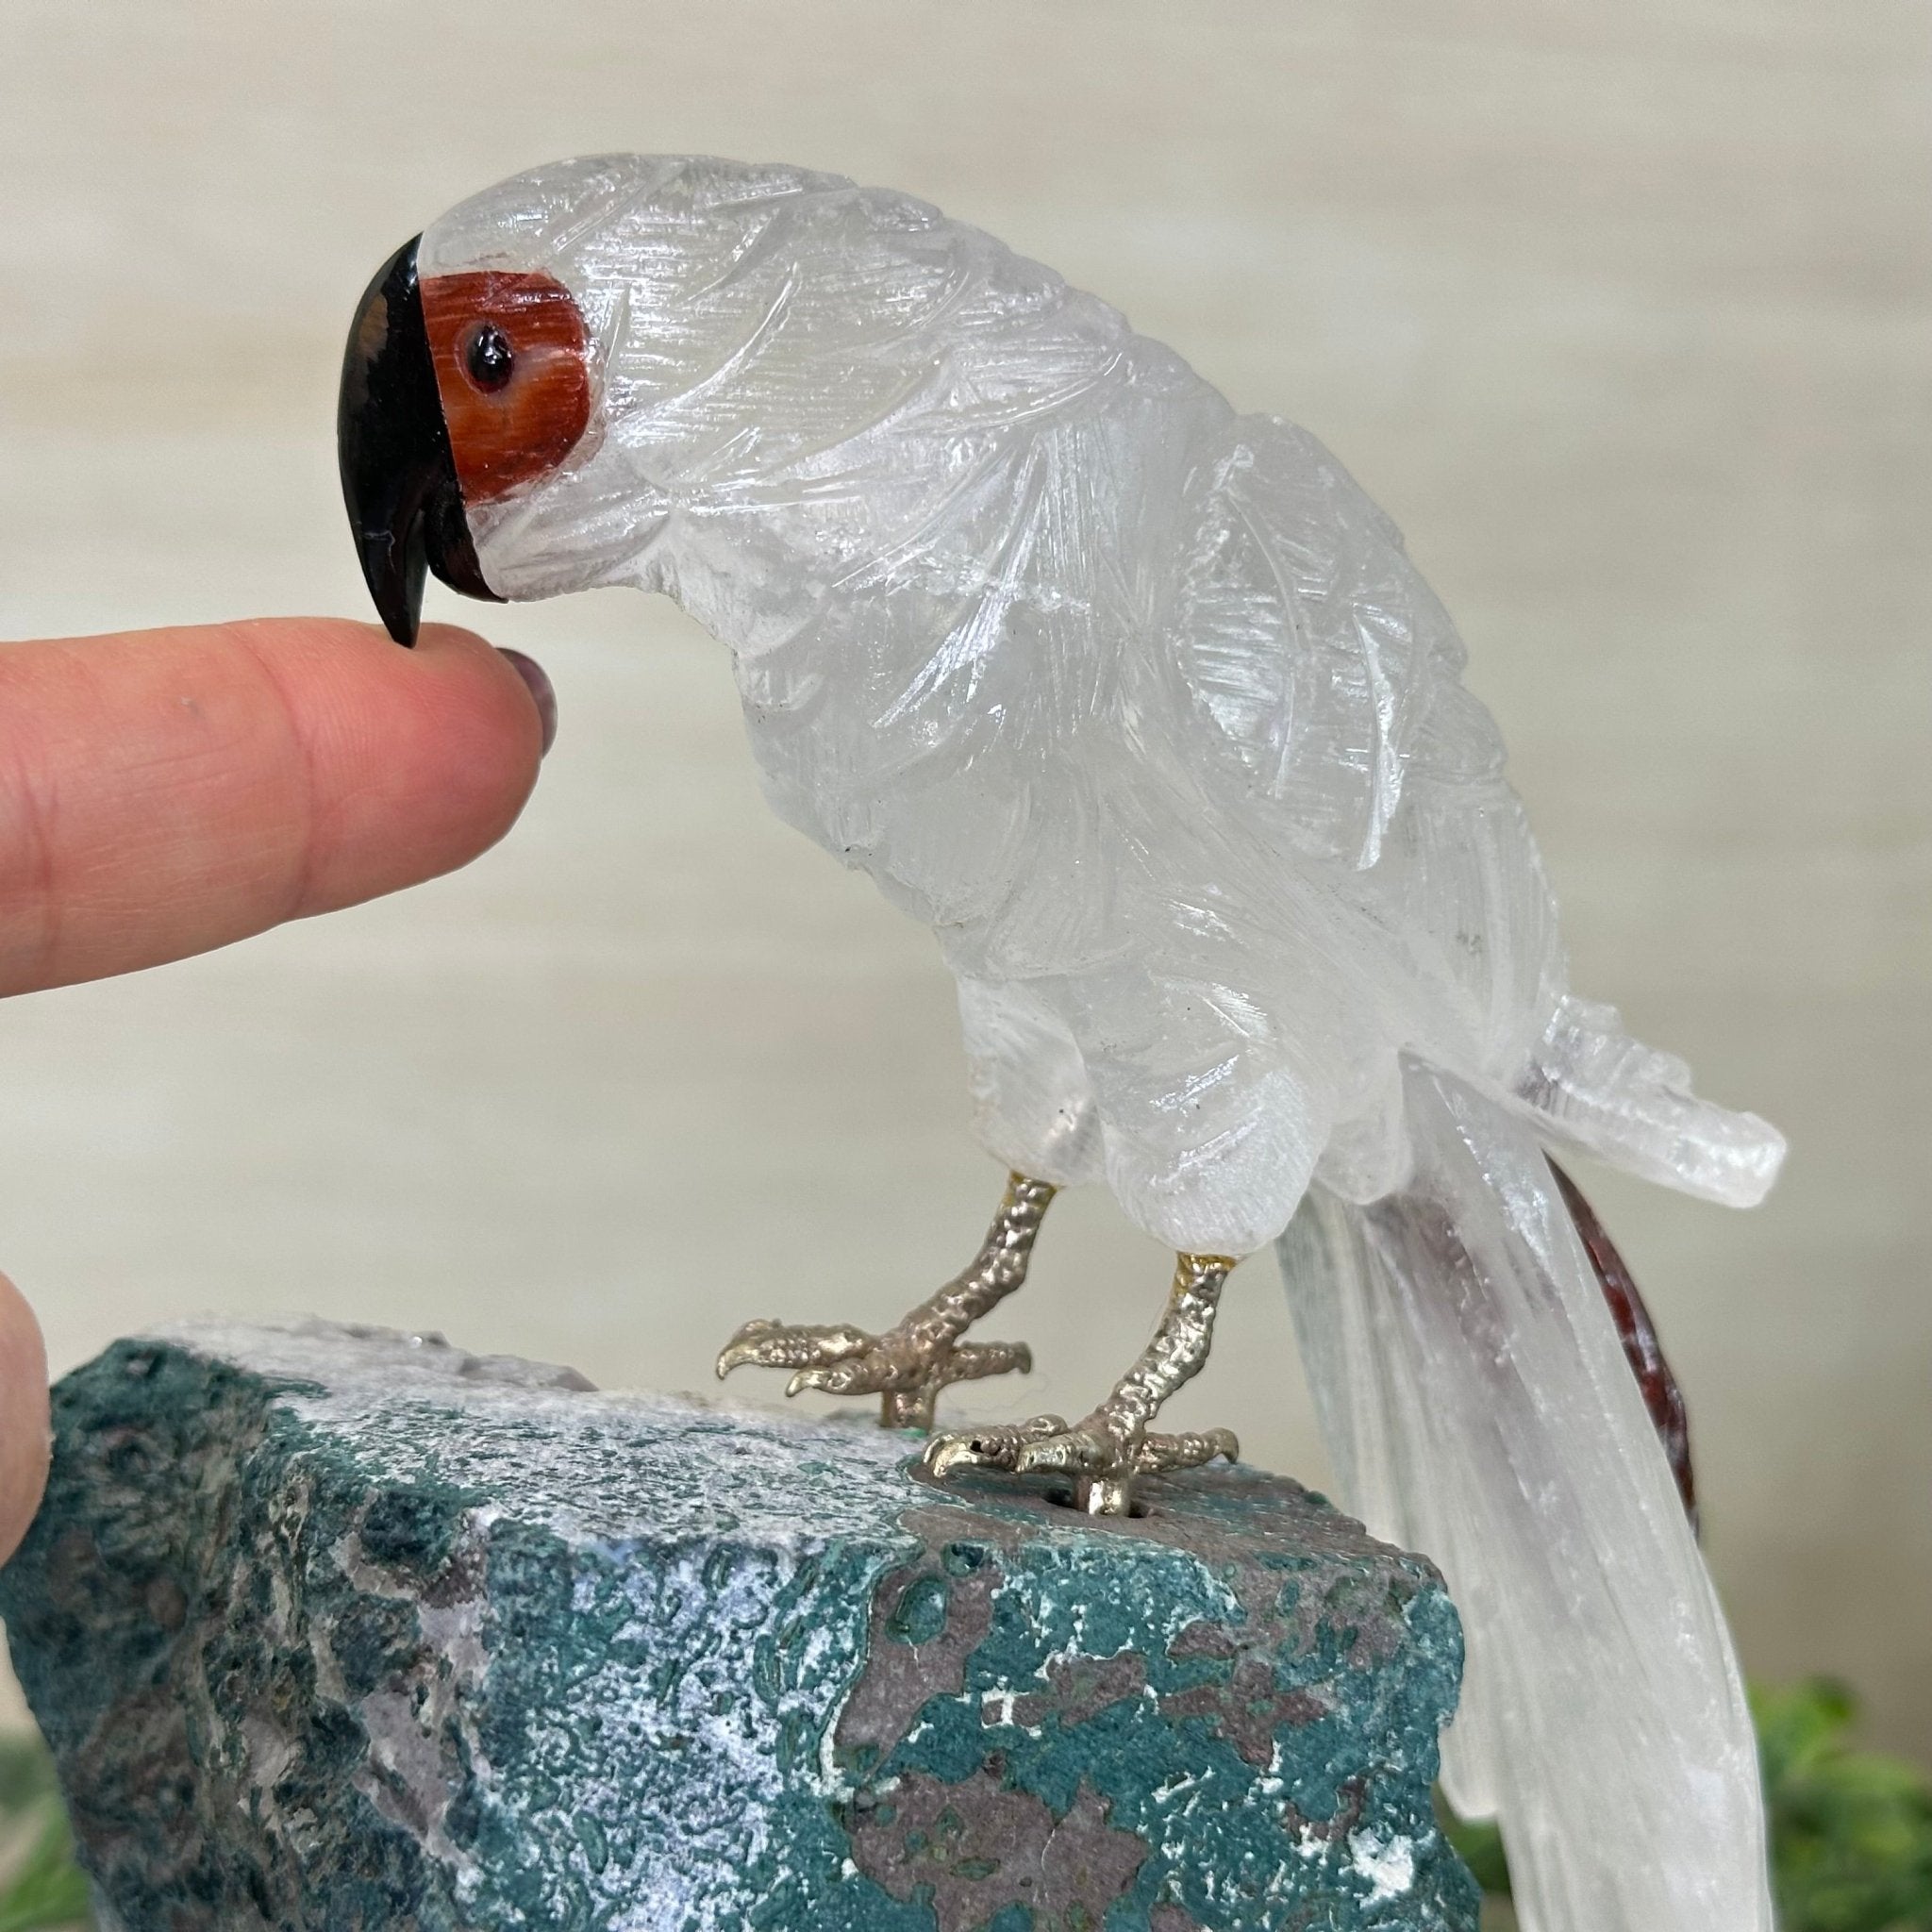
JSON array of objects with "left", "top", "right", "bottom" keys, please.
[{"left": 338, "top": 156, "right": 1786, "bottom": 1932}]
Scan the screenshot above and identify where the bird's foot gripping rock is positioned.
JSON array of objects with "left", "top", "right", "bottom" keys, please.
[
  {"left": 924, "top": 1409, "right": 1239, "bottom": 1518},
  {"left": 716, "top": 1319, "right": 1032, "bottom": 1433}
]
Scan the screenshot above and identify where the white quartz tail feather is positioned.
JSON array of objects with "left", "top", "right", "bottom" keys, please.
[
  {"left": 1520, "top": 995, "right": 1786, "bottom": 1208},
  {"left": 1278, "top": 1057, "right": 1774, "bottom": 1932}
]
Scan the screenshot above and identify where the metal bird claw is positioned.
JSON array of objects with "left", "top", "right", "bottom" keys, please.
[
  {"left": 715, "top": 1174, "right": 1053, "bottom": 1430},
  {"left": 715, "top": 1315, "right": 1033, "bottom": 1432},
  {"left": 922, "top": 1414, "right": 1239, "bottom": 1519},
  {"left": 719, "top": 1209, "right": 1242, "bottom": 1518}
]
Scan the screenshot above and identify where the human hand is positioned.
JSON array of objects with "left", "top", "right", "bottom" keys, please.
[{"left": 0, "top": 617, "right": 555, "bottom": 1561}]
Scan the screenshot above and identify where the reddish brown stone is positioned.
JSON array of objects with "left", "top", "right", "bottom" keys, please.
[
  {"left": 1158, "top": 1656, "right": 1328, "bottom": 1768},
  {"left": 848, "top": 1768, "right": 1147, "bottom": 1932},
  {"left": 1552, "top": 1160, "right": 1698, "bottom": 1523},
  {"left": 1008, "top": 1651, "right": 1147, "bottom": 1730},
  {"left": 420, "top": 271, "right": 591, "bottom": 507}
]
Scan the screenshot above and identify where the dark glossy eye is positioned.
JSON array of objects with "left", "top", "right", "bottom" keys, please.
[{"left": 463, "top": 322, "right": 514, "bottom": 392}]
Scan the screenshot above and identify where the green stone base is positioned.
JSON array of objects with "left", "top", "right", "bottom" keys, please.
[{"left": 0, "top": 1320, "right": 1476, "bottom": 1931}]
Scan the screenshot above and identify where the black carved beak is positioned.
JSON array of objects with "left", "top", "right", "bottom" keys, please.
[{"left": 338, "top": 235, "right": 499, "bottom": 645}]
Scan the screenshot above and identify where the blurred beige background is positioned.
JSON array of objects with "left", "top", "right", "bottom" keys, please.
[{"left": 1, "top": 0, "right": 1927, "bottom": 1758}]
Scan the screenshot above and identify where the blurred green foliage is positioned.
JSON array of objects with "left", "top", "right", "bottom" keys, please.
[
  {"left": 1755, "top": 1679, "right": 1932, "bottom": 1931},
  {"left": 0, "top": 1736, "right": 89, "bottom": 1931},
  {"left": 1444, "top": 1679, "right": 1932, "bottom": 1931},
  {"left": 0, "top": 1678, "right": 1926, "bottom": 1930},
  {"left": 1441, "top": 1804, "right": 1512, "bottom": 1898}
]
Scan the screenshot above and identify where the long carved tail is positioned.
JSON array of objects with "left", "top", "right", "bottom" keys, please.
[{"left": 1276, "top": 1057, "right": 1772, "bottom": 1932}]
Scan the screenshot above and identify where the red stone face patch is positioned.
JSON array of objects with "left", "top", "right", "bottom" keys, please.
[{"left": 420, "top": 271, "right": 591, "bottom": 508}]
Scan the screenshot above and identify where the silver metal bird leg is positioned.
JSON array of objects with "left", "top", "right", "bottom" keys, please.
[
  {"left": 716, "top": 1173, "right": 1054, "bottom": 1430},
  {"left": 924, "top": 1253, "right": 1241, "bottom": 1516}
]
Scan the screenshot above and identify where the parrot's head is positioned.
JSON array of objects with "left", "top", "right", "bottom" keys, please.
[
  {"left": 340, "top": 153, "right": 959, "bottom": 644},
  {"left": 338, "top": 164, "right": 607, "bottom": 644}
]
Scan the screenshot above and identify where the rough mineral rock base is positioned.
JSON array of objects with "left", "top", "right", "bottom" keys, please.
[{"left": 0, "top": 1320, "right": 1478, "bottom": 1932}]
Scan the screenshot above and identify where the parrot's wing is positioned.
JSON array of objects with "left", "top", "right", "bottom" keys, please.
[
  {"left": 1166, "top": 414, "right": 1506, "bottom": 877},
  {"left": 1279, "top": 1056, "right": 1773, "bottom": 1932},
  {"left": 1162, "top": 410, "right": 1575, "bottom": 1090},
  {"left": 1163, "top": 416, "right": 1789, "bottom": 1208}
]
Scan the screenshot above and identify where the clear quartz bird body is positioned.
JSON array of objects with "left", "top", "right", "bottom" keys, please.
[
  {"left": 412, "top": 155, "right": 1785, "bottom": 1932},
  {"left": 426, "top": 156, "right": 1777, "bottom": 1257}
]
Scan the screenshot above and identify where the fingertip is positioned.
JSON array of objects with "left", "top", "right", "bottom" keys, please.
[
  {"left": 0, "top": 616, "right": 553, "bottom": 993},
  {"left": 391, "top": 620, "right": 549, "bottom": 774},
  {"left": 0, "top": 1274, "right": 49, "bottom": 1570},
  {"left": 494, "top": 648, "right": 558, "bottom": 757},
  {"left": 240, "top": 618, "right": 549, "bottom": 919}
]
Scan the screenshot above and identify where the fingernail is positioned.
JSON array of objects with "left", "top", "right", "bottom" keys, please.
[{"left": 497, "top": 648, "right": 558, "bottom": 757}]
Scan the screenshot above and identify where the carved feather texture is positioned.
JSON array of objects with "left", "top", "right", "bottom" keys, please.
[
  {"left": 426, "top": 154, "right": 1781, "bottom": 1253},
  {"left": 418, "top": 155, "right": 1785, "bottom": 1932}
]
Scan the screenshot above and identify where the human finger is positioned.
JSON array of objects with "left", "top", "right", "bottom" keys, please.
[
  {"left": 0, "top": 1274, "right": 48, "bottom": 1568},
  {"left": 0, "top": 618, "right": 547, "bottom": 997}
]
